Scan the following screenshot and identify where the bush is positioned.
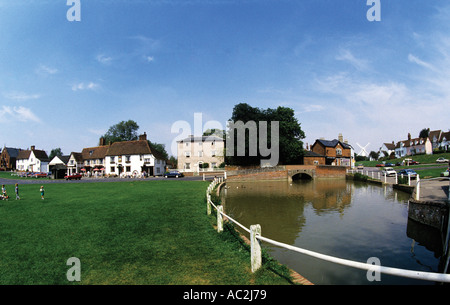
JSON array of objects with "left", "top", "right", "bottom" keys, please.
[{"left": 353, "top": 173, "right": 369, "bottom": 182}]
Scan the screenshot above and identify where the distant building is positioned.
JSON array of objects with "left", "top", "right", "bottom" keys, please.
[
  {"left": 1, "top": 146, "right": 21, "bottom": 170},
  {"left": 104, "top": 132, "right": 166, "bottom": 177},
  {"left": 177, "top": 135, "right": 224, "bottom": 172},
  {"left": 395, "top": 133, "right": 432, "bottom": 158},
  {"left": 16, "top": 146, "right": 50, "bottom": 172},
  {"left": 310, "top": 135, "right": 354, "bottom": 167}
]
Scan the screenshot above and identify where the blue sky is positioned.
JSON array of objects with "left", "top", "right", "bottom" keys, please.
[{"left": 1, "top": 0, "right": 449, "bottom": 158}]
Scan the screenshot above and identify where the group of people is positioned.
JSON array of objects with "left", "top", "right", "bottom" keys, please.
[{"left": 1, "top": 184, "right": 45, "bottom": 200}]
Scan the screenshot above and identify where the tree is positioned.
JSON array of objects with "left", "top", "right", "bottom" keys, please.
[
  {"left": 103, "top": 120, "right": 139, "bottom": 144},
  {"left": 49, "top": 148, "right": 63, "bottom": 159},
  {"left": 148, "top": 141, "right": 169, "bottom": 160},
  {"left": 419, "top": 128, "right": 430, "bottom": 139},
  {"left": 226, "top": 103, "right": 305, "bottom": 166}
]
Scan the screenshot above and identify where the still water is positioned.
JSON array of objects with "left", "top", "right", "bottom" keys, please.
[{"left": 222, "top": 179, "right": 446, "bottom": 285}]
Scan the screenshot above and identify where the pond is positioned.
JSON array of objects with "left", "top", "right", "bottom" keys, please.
[{"left": 222, "top": 179, "right": 447, "bottom": 285}]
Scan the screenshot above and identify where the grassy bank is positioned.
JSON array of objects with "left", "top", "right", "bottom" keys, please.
[
  {"left": 0, "top": 180, "right": 292, "bottom": 285},
  {"left": 357, "top": 152, "right": 450, "bottom": 167}
]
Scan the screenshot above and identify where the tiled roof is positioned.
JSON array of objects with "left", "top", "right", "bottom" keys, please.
[{"left": 81, "top": 145, "right": 109, "bottom": 160}]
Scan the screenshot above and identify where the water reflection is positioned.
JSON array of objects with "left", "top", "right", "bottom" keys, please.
[{"left": 222, "top": 179, "right": 444, "bottom": 285}]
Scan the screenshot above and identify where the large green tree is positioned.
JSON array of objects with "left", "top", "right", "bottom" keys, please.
[
  {"left": 227, "top": 103, "right": 305, "bottom": 166},
  {"left": 102, "top": 120, "right": 140, "bottom": 144}
]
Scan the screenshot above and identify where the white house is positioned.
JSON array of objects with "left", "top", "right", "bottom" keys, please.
[
  {"left": 16, "top": 145, "right": 50, "bottom": 173},
  {"left": 104, "top": 133, "right": 166, "bottom": 177},
  {"left": 67, "top": 152, "right": 83, "bottom": 175},
  {"left": 49, "top": 155, "right": 70, "bottom": 179},
  {"left": 177, "top": 135, "right": 225, "bottom": 172}
]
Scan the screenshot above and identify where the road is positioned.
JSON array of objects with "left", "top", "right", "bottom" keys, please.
[{"left": 0, "top": 175, "right": 205, "bottom": 186}]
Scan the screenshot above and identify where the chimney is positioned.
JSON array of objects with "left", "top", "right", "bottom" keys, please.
[
  {"left": 31, "top": 145, "right": 35, "bottom": 151},
  {"left": 139, "top": 132, "right": 147, "bottom": 141},
  {"left": 99, "top": 137, "right": 105, "bottom": 146},
  {"left": 408, "top": 133, "right": 411, "bottom": 140},
  {"left": 338, "top": 133, "right": 343, "bottom": 142}
]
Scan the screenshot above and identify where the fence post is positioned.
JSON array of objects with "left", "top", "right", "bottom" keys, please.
[
  {"left": 217, "top": 205, "right": 223, "bottom": 233},
  {"left": 415, "top": 175, "right": 420, "bottom": 200},
  {"left": 207, "top": 194, "right": 211, "bottom": 215},
  {"left": 250, "top": 224, "right": 262, "bottom": 273},
  {"left": 395, "top": 173, "right": 397, "bottom": 185},
  {"left": 408, "top": 173, "right": 411, "bottom": 186}
]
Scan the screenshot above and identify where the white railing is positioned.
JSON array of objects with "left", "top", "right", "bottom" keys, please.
[{"left": 206, "top": 178, "right": 450, "bottom": 283}]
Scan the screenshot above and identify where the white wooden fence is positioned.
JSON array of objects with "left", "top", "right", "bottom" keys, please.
[{"left": 206, "top": 178, "right": 450, "bottom": 283}]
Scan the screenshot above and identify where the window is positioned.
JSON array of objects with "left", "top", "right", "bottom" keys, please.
[
  {"left": 314, "top": 160, "right": 319, "bottom": 165},
  {"left": 336, "top": 148, "right": 342, "bottom": 155},
  {"left": 110, "top": 156, "right": 115, "bottom": 163},
  {"left": 125, "top": 155, "right": 131, "bottom": 163},
  {"left": 211, "top": 162, "right": 217, "bottom": 168},
  {"left": 89, "top": 150, "right": 93, "bottom": 156},
  {"left": 126, "top": 166, "right": 131, "bottom": 172},
  {"left": 110, "top": 166, "right": 115, "bottom": 172},
  {"left": 211, "top": 150, "right": 216, "bottom": 157},
  {"left": 156, "top": 167, "right": 160, "bottom": 174},
  {"left": 185, "top": 151, "right": 191, "bottom": 158},
  {"left": 198, "top": 151, "right": 203, "bottom": 157},
  {"left": 185, "top": 163, "right": 191, "bottom": 169}
]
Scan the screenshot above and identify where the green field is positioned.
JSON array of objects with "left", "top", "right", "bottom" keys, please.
[
  {"left": 357, "top": 152, "right": 450, "bottom": 168},
  {"left": 0, "top": 180, "right": 293, "bottom": 285}
]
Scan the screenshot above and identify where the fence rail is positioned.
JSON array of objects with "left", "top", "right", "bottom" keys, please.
[{"left": 206, "top": 177, "right": 450, "bottom": 283}]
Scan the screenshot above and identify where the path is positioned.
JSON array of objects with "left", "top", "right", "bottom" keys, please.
[{"left": 418, "top": 178, "right": 450, "bottom": 203}]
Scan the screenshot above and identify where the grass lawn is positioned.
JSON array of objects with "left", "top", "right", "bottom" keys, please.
[
  {"left": 0, "top": 180, "right": 293, "bottom": 285},
  {"left": 357, "top": 152, "right": 450, "bottom": 168}
]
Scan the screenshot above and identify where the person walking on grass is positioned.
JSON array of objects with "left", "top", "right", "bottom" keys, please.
[
  {"left": 15, "top": 183, "right": 20, "bottom": 200},
  {"left": 40, "top": 185, "right": 44, "bottom": 200}
]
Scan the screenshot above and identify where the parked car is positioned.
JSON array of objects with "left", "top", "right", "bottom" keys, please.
[
  {"left": 376, "top": 164, "right": 385, "bottom": 167},
  {"left": 382, "top": 167, "right": 397, "bottom": 176},
  {"left": 397, "top": 169, "right": 417, "bottom": 178},
  {"left": 404, "top": 159, "right": 420, "bottom": 165},
  {"left": 357, "top": 164, "right": 364, "bottom": 169},
  {"left": 436, "top": 157, "right": 449, "bottom": 163},
  {"left": 34, "top": 172, "right": 48, "bottom": 178},
  {"left": 385, "top": 163, "right": 395, "bottom": 167},
  {"left": 64, "top": 174, "right": 82, "bottom": 180},
  {"left": 164, "top": 171, "right": 184, "bottom": 178},
  {"left": 441, "top": 169, "right": 450, "bottom": 177}
]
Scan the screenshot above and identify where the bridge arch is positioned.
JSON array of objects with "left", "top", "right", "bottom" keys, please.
[{"left": 291, "top": 172, "right": 313, "bottom": 180}]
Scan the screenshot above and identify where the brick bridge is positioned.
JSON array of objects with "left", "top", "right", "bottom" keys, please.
[{"left": 226, "top": 165, "right": 348, "bottom": 182}]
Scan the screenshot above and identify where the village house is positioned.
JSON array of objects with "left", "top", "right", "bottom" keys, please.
[
  {"left": 310, "top": 134, "right": 354, "bottom": 167},
  {"left": 49, "top": 155, "right": 70, "bottom": 179},
  {"left": 395, "top": 133, "right": 432, "bottom": 158},
  {"left": 67, "top": 152, "right": 83, "bottom": 175},
  {"left": 177, "top": 135, "right": 224, "bottom": 172},
  {"left": 81, "top": 142, "right": 109, "bottom": 175},
  {"left": 380, "top": 142, "right": 396, "bottom": 159},
  {"left": 16, "top": 146, "right": 50, "bottom": 173},
  {"left": 1, "top": 146, "right": 21, "bottom": 170},
  {"left": 103, "top": 132, "right": 166, "bottom": 177}
]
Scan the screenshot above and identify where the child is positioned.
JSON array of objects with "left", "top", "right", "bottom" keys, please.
[
  {"left": 1, "top": 185, "right": 8, "bottom": 201},
  {"left": 40, "top": 185, "right": 45, "bottom": 200},
  {"left": 15, "top": 183, "right": 20, "bottom": 200}
]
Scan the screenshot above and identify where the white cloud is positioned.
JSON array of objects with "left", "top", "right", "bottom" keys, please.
[
  {"left": 96, "top": 54, "right": 113, "bottom": 65},
  {"left": 144, "top": 55, "right": 155, "bottom": 63},
  {"left": 71, "top": 82, "right": 100, "bottom": 91},
  {"left": 35, "top": 64, "right": 58, "bottom": 75},
  {"left": 335, "top": 49, "right": 369, "bottom": 71},
  {"left": 299, "top": 104, "right": 324, "bottom": 114},
  {"left": 408, "top": 54, "right": 435, "bottom": 71},
  {"left": 0, "top": 105, "right": 41, "bottom": 123},
  {"left": 3, "top": 91, "right": 40, "bottom": 101}
]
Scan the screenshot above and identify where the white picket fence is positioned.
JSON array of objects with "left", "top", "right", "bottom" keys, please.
[{"left": 206, "top": 178, "right": 450, "bottom": 283}]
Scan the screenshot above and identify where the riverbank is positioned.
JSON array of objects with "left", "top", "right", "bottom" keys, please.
[{"left": 0, "top": 180, "right": 293, "bottom": 285}]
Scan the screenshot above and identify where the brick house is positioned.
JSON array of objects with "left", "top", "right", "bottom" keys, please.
[
  {"left": 310, "top": 138, "right": 353, "bottom": 167},
  {"left": 1, "top": 146, "right": 21, "bottom": 170}
]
